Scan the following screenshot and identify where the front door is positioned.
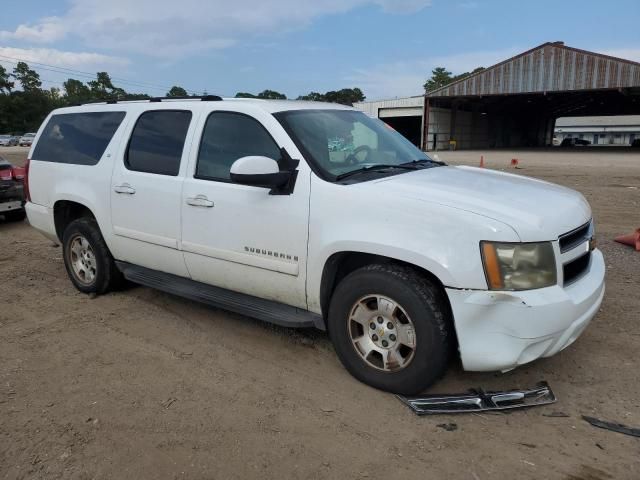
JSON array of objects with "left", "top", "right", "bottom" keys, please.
[
  {"left": 181, "top": 109, "right": 310, "bottom": 309},
  {"left": 110, "top": 108, "right": 194, "bottom": 276}
]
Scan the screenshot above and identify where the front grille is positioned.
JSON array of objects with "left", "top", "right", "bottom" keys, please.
[
  {"left": 563, "top": 252, "right": 591, "bottom": 286},
  {"left": 559, "top": 221, "right": 592, "bottom": 253}
]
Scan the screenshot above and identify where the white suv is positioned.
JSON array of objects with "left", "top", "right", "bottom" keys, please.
[{"left": 24, "top": 97, "right": 605, "bottom": 394}]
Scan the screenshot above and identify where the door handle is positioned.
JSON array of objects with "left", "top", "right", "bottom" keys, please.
[
  {"left": 113, "top": 183, "right": 136, "bottom": 195},
  {"left": 186, "top": 194, "right": 214, "bottom": 208}
]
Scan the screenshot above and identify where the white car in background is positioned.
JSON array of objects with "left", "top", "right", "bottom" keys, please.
[
  {"left": 24, "top": 97, "right": 605, "bottom": 394},
  {"left": 0, "top": 135, "right": 19, "bottom": 146},
  {"left": 19, "top": 133, "right": 36, "bottom": 147}
]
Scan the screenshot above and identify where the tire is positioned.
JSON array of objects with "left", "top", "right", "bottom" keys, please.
[
  {"left": 4, "top": 209, "right": 26, "bottom": 222},
  {"left": 62, "top": 217, "right": 124, "bottom": 294},
  {"left": 327, "top": 264, "right": 452, "bottom": 395}
]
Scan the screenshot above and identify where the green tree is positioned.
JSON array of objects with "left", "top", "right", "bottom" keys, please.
[
  {"left": 297, "top": 91, "right": 325, "bottom": 102},
  {"left": 13, "top": 62, "right": 42, "bottom": 92},
  {"left": 324, "top": 88, "right": 365, "bottom": 106},
  {"left": 88, "top": 72, "right": 126, "bottom": 101},
  {"left": 257, "top": 89, "right": 287, "bottom": 100},
  {"left": 235, "top": 90, "right": 287, "bottom": 100},
  {"left": 423, "top": 67, "right": 452, "bottom": 92},
  {"left": 0, "top": 65, "right": 14, "bottom": 93},
  {"left": 63, "top": 78, "right": 92, "bottom": 104},
  {"left": 297, "top": 88, "right": 365, "bottom": 106},
  {"left": 167, "top": 86, "right": 188, "bottom": 97},
  {"left": 424, "top": 66, "right": 485, "bottom": 92}
]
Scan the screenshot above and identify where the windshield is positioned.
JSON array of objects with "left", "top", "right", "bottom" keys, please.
[{"left": 274, "top": 109, "right": 435, "bottom": 181}]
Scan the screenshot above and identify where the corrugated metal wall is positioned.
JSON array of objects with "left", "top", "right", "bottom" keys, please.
[{"left": 428, "top": 43, "right": 640, "bottom": 98}]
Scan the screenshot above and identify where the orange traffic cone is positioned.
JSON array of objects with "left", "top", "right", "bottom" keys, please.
[
  {"left": 479, "top": 155, "right": 485, "bottom": 168},
  {"left": 614, "top": 228, "right": 640, "bottom": 251}
]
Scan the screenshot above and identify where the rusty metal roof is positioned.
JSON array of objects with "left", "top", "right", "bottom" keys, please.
[{"left": 426, "top": 42, "right": 640, "bottom": 98}]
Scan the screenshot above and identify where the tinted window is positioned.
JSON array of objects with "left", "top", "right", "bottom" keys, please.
[
  {"left": 32, "top": 112, "right": 125, "bottom": 165},
  {"left": 126, "top": 110, "right": 192, "bottom": 176},
  {"left": 196, "top": 112, "right": 280, "bottom": 181}
]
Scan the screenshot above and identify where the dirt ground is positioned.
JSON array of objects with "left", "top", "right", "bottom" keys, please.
[{"left": 1, "top": 146, "right": 639, "bottom": 479}]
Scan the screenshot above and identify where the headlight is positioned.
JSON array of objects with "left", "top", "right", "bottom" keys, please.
[{"left": 481, "top": 241, "right": 557, "bottom": 291}]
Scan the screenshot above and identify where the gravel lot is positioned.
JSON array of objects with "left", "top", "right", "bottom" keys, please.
[{"left": 1, "top": 146, "right": 639, "bottom": 479}]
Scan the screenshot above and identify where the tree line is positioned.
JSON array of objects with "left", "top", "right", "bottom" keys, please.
[
  {"left": 0, "top": 61, "right": 367, "bottom": 134},
  {"left": 0, "top": 62, "right": 171, "bottom": 133},
  {"left": 234, "top": 87, "right": 366, "bottom": 106}
]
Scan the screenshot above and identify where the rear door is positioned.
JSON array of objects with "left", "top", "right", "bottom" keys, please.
[{"left": 110, "top": 108, "right": 196, "bottom": 276}]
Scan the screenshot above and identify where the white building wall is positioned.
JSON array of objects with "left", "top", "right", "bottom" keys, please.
[
  {"left": 353, "top": 96, "right": 424, "bottom": 117},
  {"left": 556, "top": 131, "right": 639, "bottom": 145}
]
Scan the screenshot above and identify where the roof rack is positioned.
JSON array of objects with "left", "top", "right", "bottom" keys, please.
[
  {"left": 149, "top": 95, "right": 223, "bottom": 102},
  {"left": 82, "top": 95, "right": 223, "bottom": 105}
]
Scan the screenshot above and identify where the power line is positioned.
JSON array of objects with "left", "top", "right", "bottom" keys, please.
[
  {"left": 0, "top": 53, "right": 202, "bottom": 94},
  {"left": 0, "top": 56, "right": 200, "bottom": 95},
  {"left": 0, "top": 54, "right": 205, "bottom": 95},
  {"left": 0, "top": 58, "right": 163, "bottom": 92}
]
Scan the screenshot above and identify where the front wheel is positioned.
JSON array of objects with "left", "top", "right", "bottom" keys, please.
[{"left": 328, "top": 264, "right": 452, "bottom": 395}]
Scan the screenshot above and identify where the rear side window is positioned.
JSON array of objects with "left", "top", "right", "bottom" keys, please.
[
  {"left": 32, "top": 112, "right": 125, "bottom": 165},
  {"left": 126, "top": 110, "right": 192, "bottom": 176}
]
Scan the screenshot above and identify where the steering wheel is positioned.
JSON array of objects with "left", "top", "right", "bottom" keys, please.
[{"left": 347, "top": 145, "right": 372, "bottom": 165}]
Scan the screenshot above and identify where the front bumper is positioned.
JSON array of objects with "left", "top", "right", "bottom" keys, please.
[{"left": 446, "top": 249, "right": 605, "bottom": 372}]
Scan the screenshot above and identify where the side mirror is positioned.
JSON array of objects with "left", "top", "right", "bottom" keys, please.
[{"left": 230, "top": 156, "right": 292, "bottom": 190}]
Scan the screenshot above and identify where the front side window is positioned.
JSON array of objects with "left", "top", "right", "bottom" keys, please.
[
  {"left": 126, "top": 110, "right": 192, "bottom": 176},
  {"left": 274, "top": 109, "right": 437, "bottom": 181},
  {"left": 196, "top": 112, "right": 280, "bottom": 181},
  {"left": 32, "top": 112, "right": 126, "bottom": 165}
]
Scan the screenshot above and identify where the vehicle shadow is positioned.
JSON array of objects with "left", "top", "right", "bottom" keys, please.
[{"left": 0, "top": 215, "right": 26, "bottom": 226}]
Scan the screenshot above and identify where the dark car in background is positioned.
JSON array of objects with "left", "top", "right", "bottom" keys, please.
[
  {"left": 561, "top": 137, "right": 591, "bottom": 147},
  {"left": 0, "top": 157, "right": 26, "bottom": 221}
]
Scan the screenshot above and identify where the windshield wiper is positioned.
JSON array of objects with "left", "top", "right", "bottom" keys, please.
[
  {"left": 335, "top": 164, "right": 419, "bottom": 181},
  {"left": 400, "top": 158, "right": 446, "bottom": 167}
]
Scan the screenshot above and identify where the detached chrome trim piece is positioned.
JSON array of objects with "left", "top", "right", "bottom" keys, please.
[{"left": 396, "top": 382, "right": 556, "bottom": 415}]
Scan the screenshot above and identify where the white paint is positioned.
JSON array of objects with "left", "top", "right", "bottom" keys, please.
[
  {"left": 230, "top": 156, "right": 279, "bottom": 175},
  {"left": 26, "top": 97, "right": 606, "bottom": 373}
]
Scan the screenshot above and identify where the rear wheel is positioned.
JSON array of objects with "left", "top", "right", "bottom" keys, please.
[
  {"left": 62, "top": 217, "right": 123, "bottom": 294},
  {"left": 328, "top": 264, "right": 452, "bottom": 395}
]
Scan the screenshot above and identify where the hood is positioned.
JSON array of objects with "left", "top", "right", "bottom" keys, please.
[{"left": 370, "top": 166, "right": 591, "bottom": 241}]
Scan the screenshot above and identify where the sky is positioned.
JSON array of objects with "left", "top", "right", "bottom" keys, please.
[{"left": 1, "top": 0, "right": 639, "bottom": 101}]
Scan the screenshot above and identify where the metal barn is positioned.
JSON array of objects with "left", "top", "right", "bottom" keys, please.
[{"left": 354, "top": 42, "right": 640, "bottom": 150}]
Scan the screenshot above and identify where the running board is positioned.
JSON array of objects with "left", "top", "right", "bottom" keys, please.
[{"left": 116, "top": 262, "right": 324, "bottom": 330}]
